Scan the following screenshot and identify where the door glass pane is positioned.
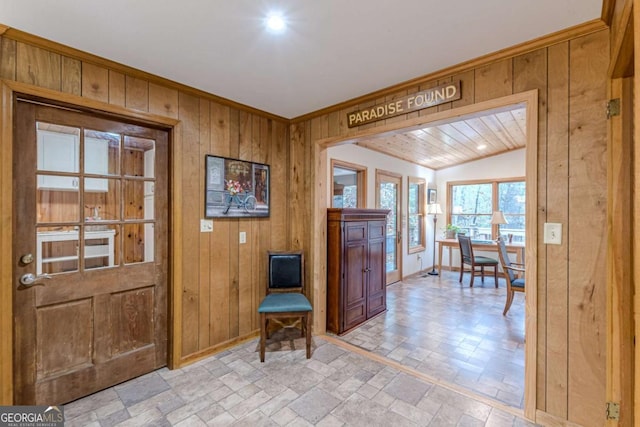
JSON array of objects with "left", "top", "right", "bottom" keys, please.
[
  {"left": 124, "top": 223, "right": 152, "bottom": 264},
  {"left": 84, "top": 178, "right": 121, "bottom": 222},
  {"left": 84, "top": 225, "right": 118, "bottom": 270},
  {"left": 123, "top": 136, "right": 155, "bottom": 177},
  {"left": 84, "top": 130, "right": 120, "bottom": 176},
  {"left": 379, "top": 182, "right": 398, "bottom": 273},
  {"left": 37, "top": 226, "right": 79, "bottom": 275},
  {"left": 124, "top": 180, "right": 145, "bottom": 220},
  {"left": 36, "top": 122, "right": 79, "bottom": 174},
  {"left": 36, "top": 179, "right": 80, "bottom": 223}
]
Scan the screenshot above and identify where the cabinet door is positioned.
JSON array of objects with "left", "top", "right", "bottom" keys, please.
[
  {"left": 37, "top": 129, "right": 79, "bottom": 190},
  {"left": 367, "top": 220, "right": 387, "bottom": 317},
  {"left": 343, "top": 223, "right": 368, "bottom": 331}
]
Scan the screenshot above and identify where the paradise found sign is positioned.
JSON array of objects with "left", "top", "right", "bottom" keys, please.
[{"left": 346, "top": 81, "right": 461, "bottom": 128}]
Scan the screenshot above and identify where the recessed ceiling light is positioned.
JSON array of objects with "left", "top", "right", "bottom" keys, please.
[
  {"left": 265, "top": 12, "right": 286, "bottom": 33},
  {"left": 477, "top": 144, "right": 487, "bottom": 150}
]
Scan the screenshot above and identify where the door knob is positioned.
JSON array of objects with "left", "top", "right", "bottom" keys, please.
[{"left": 19, "top": 273, "right": 51, "bottom": 287}]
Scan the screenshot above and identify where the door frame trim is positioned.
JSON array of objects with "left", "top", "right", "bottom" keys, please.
[
  {"left": 0, "top": 80, "right": 183, "bottom": 404},
  {"left": 312, "top": 89, "right": 538, "bottom": 419}
]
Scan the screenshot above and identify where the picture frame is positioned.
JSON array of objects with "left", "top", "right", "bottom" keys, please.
[
  {"left": 427, "top": 188, "right": 437, "bottom": 204},
  {"left": 205, "top": 155, "right": 270, "bottom": 218}
]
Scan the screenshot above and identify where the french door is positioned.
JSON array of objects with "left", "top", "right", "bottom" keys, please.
[{"left": 376, "top": 170, "right": 402, "bottom": 285}]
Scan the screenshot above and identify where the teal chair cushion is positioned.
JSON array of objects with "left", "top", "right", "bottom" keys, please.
[
  {"left": 474, "top": 256, "right": 498, "bottom": 265},
  {"left": 512, "top": 278, "right": 525, "bottom": 289},
  {"left": 258, "top": 293, "right": 312, "bottom": 313}
]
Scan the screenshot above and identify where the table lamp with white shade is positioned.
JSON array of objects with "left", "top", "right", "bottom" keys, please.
[{"left": 490, "top": 210, "right": 508, "bottom": 241}]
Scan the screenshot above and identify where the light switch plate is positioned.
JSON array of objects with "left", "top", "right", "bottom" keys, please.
[
  {"left": 239, "top": 231, "right": 247, "bottom": 244},
  {"left": 543, "top": 223, "right": 562, "bottom": 245},
  {"left": 200, "top": 219, "right": 213, "bottom": 233}
]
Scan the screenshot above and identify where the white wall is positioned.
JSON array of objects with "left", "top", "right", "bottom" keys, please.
[
  {"left": 435, "top": 148, "right": 526, "bottom": 267},
  {"left": 326, "top": 145, "right": 526, "bottom": 278},
  {"left": 327, "top": 144, "right": 435, "bottom": 278}
]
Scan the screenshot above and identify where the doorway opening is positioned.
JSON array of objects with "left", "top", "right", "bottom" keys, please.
[{"left": 314, "top": 90, "right": 538, "bottom": 416}]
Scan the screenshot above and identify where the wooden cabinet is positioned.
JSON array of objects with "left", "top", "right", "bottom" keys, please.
[{"left": 327, "top": 208, "right": 389, "bottom": 335}]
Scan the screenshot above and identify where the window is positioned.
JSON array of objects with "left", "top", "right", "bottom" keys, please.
[
  {"left": 448, "top": 178, "right": 525, "bottom": 242},
  {"left": 408, "top": 177, "right": 426, "bottom": 253},
  {"left": 331, "top": 160, "right": 366, "bottom": 208}
]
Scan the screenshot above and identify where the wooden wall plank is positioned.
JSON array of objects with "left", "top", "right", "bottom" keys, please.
[
  {"left": 237, "top": 112, "right": 253, "bottom": 336},
  {"left": 0, "top": 37, "right": 16, "bottom": 80},
  {"left": 198, "top": 98, "right": 211, "bottom": 349},
  {"left": 149, "top": 83, "right": 178, "bottom": 119},
  {"left": 270, "top": 121, "right": 288, "bottom": 251},
  {"left": 125, "top": 75, "right": 149, "bottom": 112},
  {"left": 452, "top": 70, "right": 475, "bottom": 109},
  {"left": 545, "top": 42, "right": 570, "bottom": 418},
  {"left": 16, "top": 43, "right": 61, "bottom": 91},
  {"left": 209, "top": 101, "right": 232, "bottom": 345},
  {"left": 61, "top": 57, "right": 81, "bottom": 95},
  {"left": 228, "top": 110, "right": 240, "bottom": 339},
  {"left": 566, "top": 31, "right": 608, "bottom": 426},
  {"left": 178, "top": 91, "right": 201, "bottom": 355},
  {"left": 513, "top": 47, "right": 551, "bottom": 415},
  {"left": 255, "top": 116, "right": 270, "bottom": 330},
  {"left": 81, "top": 62, "right": 109, "bottom": 103},
  {"left": 474, "top": 58, "right": 513, "bottom": 103},
  {"left": 108, "top": 71, "right": 125, "bottom": 107}
]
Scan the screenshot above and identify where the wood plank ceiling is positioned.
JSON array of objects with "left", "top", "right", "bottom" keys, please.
[{"left": 356, "top": 106, "right": 526, "bottom": 170}]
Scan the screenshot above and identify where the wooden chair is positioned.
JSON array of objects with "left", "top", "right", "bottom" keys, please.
[
  {"left": 457, "top": 235, "right": 499, "bottom": 287},
  {"left": 257, "top": 251, "right": 312, "bottom": 362},
  {"left": 496, "top": 237, "right": 525, "bottom": 315}
]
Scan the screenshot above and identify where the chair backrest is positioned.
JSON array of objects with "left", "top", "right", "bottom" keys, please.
[
  {"left": 268, "top": 251, "right": 304, "bottom": 293},
  {"left": 495, "top": 237, "right": 515, "bottom": 282},
  {"left": 458, "top": 235, "right": 474, "bottom": 264}
]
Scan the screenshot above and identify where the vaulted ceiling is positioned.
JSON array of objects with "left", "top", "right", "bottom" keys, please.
[{"left": 357, "top": 106, "right": 526, "bottom": 170}]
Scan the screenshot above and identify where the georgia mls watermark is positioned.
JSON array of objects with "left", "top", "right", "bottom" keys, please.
[{"left": 0, "top": 406, "right": 64, "bottom": 427}]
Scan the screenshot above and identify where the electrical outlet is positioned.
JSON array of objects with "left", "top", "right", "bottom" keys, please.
[
  {"left": 239, "top": 231, "right": 246, "bottom": 244},
  {"left": 543, "top": 223, "right": 562, "bottom": 245},
  {"left": 200, "top": 219, "right": 213, "bottom": 233}
]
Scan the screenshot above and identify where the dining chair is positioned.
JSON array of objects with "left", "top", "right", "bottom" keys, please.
[
  {"left": 496, "top": 237, "right": 525, "bottom": 315},
  {"left": 457, "top": 234, "right": 499, "bottom": 287},
  {"left": 257, "top": 251, "right": 312, "bottom": 362}
]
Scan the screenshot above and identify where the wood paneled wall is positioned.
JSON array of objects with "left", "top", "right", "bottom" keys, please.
[
  {"left": 0, "top": 30, "right": 294, "bottom": 378},
  {"left": 296, "top": 29, "right": 609, "bottom": 427}
]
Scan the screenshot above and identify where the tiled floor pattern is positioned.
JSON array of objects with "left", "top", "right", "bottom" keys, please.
[
  {"left": 64, "top": 271, "right": 531, "bottom": 426},
  {"left": 338, "top": 271, "right": 526, "bottom": 409}
]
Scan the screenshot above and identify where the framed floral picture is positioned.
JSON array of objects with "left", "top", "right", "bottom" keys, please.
[{"left": 205, "top": 155, "right": 270, "bottom": 218}]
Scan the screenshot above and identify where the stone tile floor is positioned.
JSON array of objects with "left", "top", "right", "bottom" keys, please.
[
  {"left": 64, "top": 271, "right": 533, "bottom": 426},
  {"left": 338, "top": 271, "right": 525, "bottom": 409}
]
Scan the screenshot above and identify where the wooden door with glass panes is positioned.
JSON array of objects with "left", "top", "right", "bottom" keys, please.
[
  {"left": 376, "top": 171, "right": 402, "bottom": 285},
  {"left": 13, "top": 100, "right": 168, "bottom": 405}
]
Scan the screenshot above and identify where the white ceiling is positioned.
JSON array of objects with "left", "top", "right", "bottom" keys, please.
[{"left": 1, "top": 1, "right": 602, "bottom": 119}]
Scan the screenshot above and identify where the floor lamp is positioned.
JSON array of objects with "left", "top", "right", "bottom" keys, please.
[{"left": 427, "top": 203, "right": 443, "bottom": 276}]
